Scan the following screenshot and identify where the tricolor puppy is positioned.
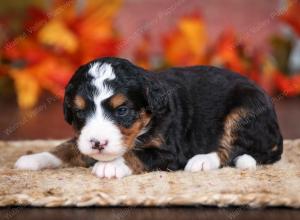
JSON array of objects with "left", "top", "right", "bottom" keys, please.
[{"left": 15, "top": 57, "right": 283, "bottom": 178}]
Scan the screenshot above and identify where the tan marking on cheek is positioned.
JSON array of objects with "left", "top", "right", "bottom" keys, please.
[
  {"left": 110, "top": 93, "right": 127, "bottom": 108},
  {"left": 123, "top": 151, "right": 145, "bottom": 174},
  {"left": 218, "top": 108, "right": 248, "bottom": 166},
  {"left": 74, "top": 95, "right": 86, "bottom": 110},
  {"left": 119, "top": 111, "right": 151, "bottom": 149},
  {"left": 140, "top": 111, "right": 151, "bottom": 126},
  {"left": 120, "top": 120, "right": 144, "bottom": 149}
]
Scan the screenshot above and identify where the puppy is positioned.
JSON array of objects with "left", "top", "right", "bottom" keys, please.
[{"left": 15, "top": 57, "right": 283, "bottom": 178}]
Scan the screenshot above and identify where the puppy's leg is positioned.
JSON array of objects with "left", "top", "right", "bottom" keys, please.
[
  {"left": 92, "top": 151, "right": 145, "bottom": 178},
  {"left": 15, "top": 152, "right": 62, "bottom": 171},
  {"left": 15, "top": 138, "right": 94, "bottom": 170},
  {"left": 50, "top": 138, "right": 95, "bottom": 167},
  {"left": 217, "top": 97, "right": 282, "bottom": 168},
  {"left": 185, "top": 108, "right": 249, "bottom": 172}
]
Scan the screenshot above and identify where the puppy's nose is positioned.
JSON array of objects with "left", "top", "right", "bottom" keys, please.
[{"left": 90, "top": 139, "right": 108, "bottom": 150}]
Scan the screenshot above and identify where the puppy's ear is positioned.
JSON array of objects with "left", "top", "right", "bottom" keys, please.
[
  {"left": 143, "top": 74, "right": 169, "bottom": 114},
  {"left": 63, "top": 84, "right": 73, "bottom": 125}
]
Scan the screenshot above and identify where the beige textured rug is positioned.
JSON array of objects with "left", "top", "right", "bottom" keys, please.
[{"left": 0, "top": 139, "right": 299, "bottom": 208}]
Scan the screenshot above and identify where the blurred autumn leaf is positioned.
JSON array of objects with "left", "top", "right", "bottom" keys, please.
[
  {"left": 162, "top": 13, "right": 208, "bottom": 66},
  {"left": 1, "top": 0, "right": 300, "bottom": 110},
  {"left": 1, "top": 0, "right": 122, "bottom": 109}
]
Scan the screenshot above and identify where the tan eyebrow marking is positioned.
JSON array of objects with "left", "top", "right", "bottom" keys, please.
[
  {"left": 109, "top": 93, "right": 127, "bottom": 108},
  {"left": 74, "top": 95, "right": 86, "bottom": 109}
]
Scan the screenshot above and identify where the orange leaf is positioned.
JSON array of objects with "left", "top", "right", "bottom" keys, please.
[
  {"left": 275, "top": 72, "right": 300, "bottom": 96},
  {"left": 9, "top": 69, "right": 41, "bottom": 109},
  {"left": 210, "top": 29, "right": 245, "bottom": 73},
  {"left": 163, "top": 13, "right": 208, "bottom": 66},
  {"left": 280, "top": 0, "right": 300, "bottom": 36},
  {"left": 37, "top": 19, "right": 79, "bottom": 53}
]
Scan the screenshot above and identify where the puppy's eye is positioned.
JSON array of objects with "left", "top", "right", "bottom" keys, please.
[
  {"left": 75, "top": 109, "right": 85, "bottom": 119},
  {"left": 115, "top": 106, "right": 129, "bottom": 117}
]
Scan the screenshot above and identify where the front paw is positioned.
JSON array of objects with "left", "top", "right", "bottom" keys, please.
[
  {"left": 92, "top": 157, "right": 132, "bottom": 179},
  {"left": 15, "top": 152, "right": 62, "bottom": 170}
]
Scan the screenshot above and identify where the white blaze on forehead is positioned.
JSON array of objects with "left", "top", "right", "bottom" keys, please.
[{"left": 89, "top": 62, "right": 116, "bottom": 100}]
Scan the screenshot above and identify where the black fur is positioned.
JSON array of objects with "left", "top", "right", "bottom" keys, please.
[{"left": 64, "top": 57, "right": 283, "bottom": 171}]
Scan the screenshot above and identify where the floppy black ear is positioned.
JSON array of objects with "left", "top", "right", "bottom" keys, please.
[
  {"left": 63, "top": 64, "right": 88, "bottom": 125},
  {"left": 143, "top": 74, "right": 170, "bottom": 115},
  {"left": 63, "top": 84, "right": 73, "bottom": 125}
]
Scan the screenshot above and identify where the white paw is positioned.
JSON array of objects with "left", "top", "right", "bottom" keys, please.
[
  {"left": 184, "top": 152, "right": 220, "bottom": 172},
  {"left": 14, "top": 152, "right": 62, "bottom": 170},
  {"left": 234, "top": 154, "right": 256, "bottom": 170},
  {"left": 92, "top": 157, "right": 132, "bottom": 179}
]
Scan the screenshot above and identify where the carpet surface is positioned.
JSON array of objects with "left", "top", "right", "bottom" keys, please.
[{"left": 0, "top": 139, "right": 299, "bottom": 207}]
